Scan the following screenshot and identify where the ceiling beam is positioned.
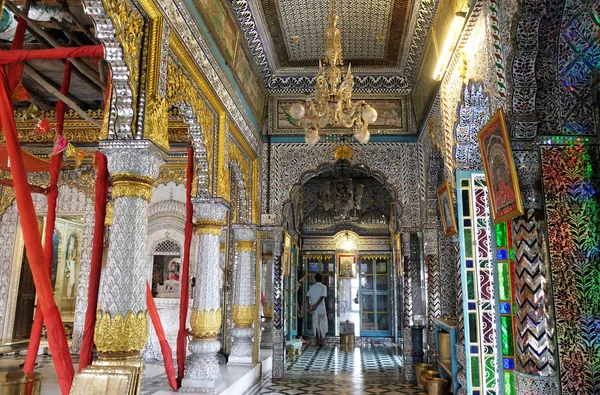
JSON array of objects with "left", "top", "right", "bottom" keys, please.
[
  {"left": 56, "top": 0, "right": 100, "bottom": 44},
  {"left": 5, "top": 1, "right": 105, "bottom": 92},
  {"left": 23, "top": 64, "right": 102, "bottom": 127}
]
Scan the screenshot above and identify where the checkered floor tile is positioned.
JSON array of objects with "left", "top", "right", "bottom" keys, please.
[{"left": 244, "top": 345, "right": 419, "bottom": 394}]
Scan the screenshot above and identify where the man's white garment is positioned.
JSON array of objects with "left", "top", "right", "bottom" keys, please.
[
  {"left": 307, "top": 282, "right": 327, "bottom": 314},
  {"left": 307, "top": 281, "right": 328, "bottom": 336}
]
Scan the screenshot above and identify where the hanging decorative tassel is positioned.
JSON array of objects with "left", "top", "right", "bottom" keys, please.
[
  {"left": 22, "top": 103, "right": 39, "bottom": 121},
  {"left": 51, "top": 133, "right": 68, "bottom": 156},
  {"left": 74, "top": 148, "right": 86, "bottom": 168},
  {"left": 33, "top": 116, "right": 54, "bottom": 135}
]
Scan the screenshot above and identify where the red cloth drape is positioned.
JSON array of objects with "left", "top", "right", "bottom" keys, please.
[
  {"left": 23, "top": 61, "right": 72, "bottom": 372},
  {"left": 146, "top": 282, "right": 177, "bottom": 390},
  {"left": 0, "top": 67, "right": 74, "bottom": 394},
  {"left": 177, "top": 148, "right": 194, "bottom": 386},
  {"left": 78, "top": 73, "right": 111, "bottom": 371},
  {"left": 78, "top": 151, "right": 108, "bottom": 371},
  {"left": 0, "top": 46, "right": 104, "bottom": 65},
  {"left": 0, "top": 179, "right": 46, "bottom": 194},
  {"left": 8, "top": 15, "right": 30, "bottom": 101},
  {"left": 0, "top": 145, "right": 52, "bottom": 172}
]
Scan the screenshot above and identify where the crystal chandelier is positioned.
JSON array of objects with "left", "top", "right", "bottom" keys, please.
[{"left": 289, "top": 1, "right": 378, "bottom": 146}]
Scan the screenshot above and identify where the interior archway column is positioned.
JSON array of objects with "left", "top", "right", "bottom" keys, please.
[
  {"left": 229, "top": 224, "right": 258, "bottom": 364},
  {"left": 261, "top": 251, "right": 274, "bottom": 348},
  {"left": 511, "top": 149, "right": 560, "bottom": 394},
  {"left": 94, "top": 140, "right": 165, "bottom": 362},
  {"left": 182, "top": 199, "right": 228, "bottom": 389}
]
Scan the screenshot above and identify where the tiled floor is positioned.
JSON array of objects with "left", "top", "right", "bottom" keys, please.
[{"left": 244, "top": 344, "right": 420, "bottom": 395}]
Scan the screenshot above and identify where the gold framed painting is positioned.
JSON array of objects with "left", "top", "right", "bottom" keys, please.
[
  {"left": 437, "top": 181, "right": 458, "bottom": 236},
  {"left": 337, "top": 253, "right": 357, "bottom": 279},
  {"left": 477, "top": 108, "right": 523, "bottom": 224},
  {"left": 282, "top": 232, "right": 291, "bottom": 277}
]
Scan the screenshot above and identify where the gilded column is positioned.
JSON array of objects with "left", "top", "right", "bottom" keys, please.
[
  {"left": 182, "top": 199, "right": 228, "bottom": 389},
  {"left": 261, "top": 252, "right": 274, "bottom": 348},
  {"left": 229, "top": 225, "right": 257, "bottom": 365},
  {"left": 95, "top": 140, "right": 165, "bottom": 360}
]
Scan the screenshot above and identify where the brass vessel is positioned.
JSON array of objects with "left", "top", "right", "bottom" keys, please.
[
  {"left": 0, "top": 372, "right": 42, "bottom": 395},
  {"left": 414, "top": 363, "right": 433, "bottom": 389},
  {"left": 438, "top": 331, "right": 451, "bottom": 363},
  {"left": 426, "top": 377, "right": 448, "bottom": 395},
  {"left": 420, "top": 369, "right": 440, "bottom": 390}
]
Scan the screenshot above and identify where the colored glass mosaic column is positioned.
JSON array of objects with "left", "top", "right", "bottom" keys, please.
[
  {"left": 457, "top": 173, "right": 501, "bottom": 395},
  {"left": 495, "top": 221, "right": 516, "bottom": 395}
]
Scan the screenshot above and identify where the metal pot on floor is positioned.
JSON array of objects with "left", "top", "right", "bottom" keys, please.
[
  {"left": 426, "top": 377, "right": 448, "bottom": 395},
  {"left": 0, "top": 372, "right": 42, "bottom": 395},
  {"left": 414, "top": 363, "right": 433, "bottom": 389}
]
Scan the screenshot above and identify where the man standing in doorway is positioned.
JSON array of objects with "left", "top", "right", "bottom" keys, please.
[{"left": 307, "top": 273, "right": 328, "bottom": 346}]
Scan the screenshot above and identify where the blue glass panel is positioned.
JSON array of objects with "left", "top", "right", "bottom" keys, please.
[
  {"left": 464, "top": 218, "right": 472, "bottom": 227},
  {"left": 500, "top": 302, "right": 511, "bottom": 314},
  {"left": 473, "top": 391, "right": 481, "bottom": 395},
  {"left": 470, "top": 345, "right": 479, "bottom": 354},
  {"left": 468, "top": 302, "right": 477, "bottom": 311},
  {"left": 466, "top": 259, "right": 474, "bottom": 268},
  {"left": 497, "top": 249, "right": 508, "bottom": 260},
  {"left": 504, "top": 357, "right": 515, "bottom": 370}
]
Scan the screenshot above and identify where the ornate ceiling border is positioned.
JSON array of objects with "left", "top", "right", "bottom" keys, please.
[
  {"left": 228, "top": 0, "right": 440, "bottom": 93},
  {"left": 155, "top": 0, "right": 261, "bottom": 153}
]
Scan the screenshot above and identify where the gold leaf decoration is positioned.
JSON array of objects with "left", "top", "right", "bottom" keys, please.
[{"left": 94, "top": 310, "right": 148, "bottom": 354}]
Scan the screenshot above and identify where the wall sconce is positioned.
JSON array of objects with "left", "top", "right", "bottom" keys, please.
[{"left": 433, "top": 11, "right": 467, "bottom": 81}]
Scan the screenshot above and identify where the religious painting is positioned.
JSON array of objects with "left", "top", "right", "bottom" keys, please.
[
  {"left": 275, "top": 98, "right": 405, "bottom": 131},
  {"left": 233, "top": 42, "right": 267, "bottom": 121},
  {"left": 477, "top": 109, "right": 523, "bottom": 224},
  {"left": 394, "top": 233, "right": 402, "bottom": 277},
  {"left": 337, "top": 253, "right": 357, "bottom": 279},
  {"left": 195, "top": 0, "right": 239, "bottom": 64},
  {"left": 437, "top": 181, "right": 457, "bottom": 236},
  {"left": 64, "top": 234, "right": 78, "bottom": 299},
  {"left": 283, "top": 232, "right": 291, "bottom": 277}
]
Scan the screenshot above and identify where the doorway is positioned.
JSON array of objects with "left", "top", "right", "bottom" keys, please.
[
  {"left": 12, "top": 249, "right": 35, "bottom": 340},
  {"left": 359, "top": 255, "right": 391, "bottom": 336}
]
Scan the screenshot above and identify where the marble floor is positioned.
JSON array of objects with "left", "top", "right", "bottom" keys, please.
[
  {"left": 244, "top": 344, "right": 420, "bottom": 395},
  {"left": 0, "top": 344, "right": 418, "bottom": 394}
]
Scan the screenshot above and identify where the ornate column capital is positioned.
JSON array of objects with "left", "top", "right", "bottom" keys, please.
[
  {"left": 191, "top": 197, "right": 229, "bottom": 223},
  {"left": 100, "top": 139, "right": 166, "bottom": 179},
  {"left": 232, "top": 224, "right": 258, "bottom": 242}
]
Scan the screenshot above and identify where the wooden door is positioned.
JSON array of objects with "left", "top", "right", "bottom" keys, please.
[{"left": 13, "top": 249, "right": 36, "bottom": 340}]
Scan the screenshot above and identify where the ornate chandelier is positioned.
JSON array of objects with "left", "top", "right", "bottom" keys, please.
[{"left": 289, "top": 1, "right": 378, "bottom": 146}]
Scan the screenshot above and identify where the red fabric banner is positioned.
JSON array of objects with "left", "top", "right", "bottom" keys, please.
[
  {"left": 78, "top": 151, "right": 108, "bottom": 371},
  {"left": 0, "top": 178, "right": 46, "bottom": 195},
  {"left": 23, "top": 61, "right": 72, "bottom": 373},
  {"left": 146, "top": 282, "right": 177, "bottom": 390},
  {"left": 8, "top": 15, "right": 30, "bottom": 101},
  {"left": 0, "top": 67, "right": 74, "bottom": 394},
  {"left": 0, "top": 45, "right": 104, "bottom": 65},
  {"left": 79, "top": 74, "right": 111, "bottom": 371},
  {"left": 177, "top": 148, "right": 194, "bottom": 386}
]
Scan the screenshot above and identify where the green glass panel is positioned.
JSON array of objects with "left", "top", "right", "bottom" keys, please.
[
  {"left": 504, "top": 372, "right": 516, "bottom": 395},
  {"left": 469, "top": 312, "right": 478, "bottom": 342},
  {"left": 462, "top": 179, "right": 469, "bottom": 187},
  {"left": 462, "top": 190, "right": 471, "bottom": 216},
  {"left": 467, "top": 271, "right": 475, "bottom": 300},
  {"left": 501, "top": 316, "right": 514, "bottom": 356},
  {"left": 509, "top": 249, "right": 515, "bottom": 261},
  {"left": 496, "top": 222, "right": 507, "bottom": 247},
  {"left": 485, "top": 356, "right": 496, "bottom": 388},
  {"left": 465, "top": 229, "right": 473, "bottom": 257},
  {"left": 471, "top": 356, "right": 480, "bottom": 387},
  {"left": 498, "top": 261, "right": 511, "bottom": 300}
]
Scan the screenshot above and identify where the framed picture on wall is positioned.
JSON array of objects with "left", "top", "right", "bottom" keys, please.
[
  {"left": 394, "top": 233, "right": 402, "bottom": 277},
  {"left": 437, "top": 181, "right": 458, "bottom": 236},
  {"left": 283, "top": 232, "right": 291, "bottom": 276},
  {"left": 337, "top": 253, "right": 357, "bottom": 279},
  {"left": 477, "top": 109, "right": 523, "bottom": 224}
]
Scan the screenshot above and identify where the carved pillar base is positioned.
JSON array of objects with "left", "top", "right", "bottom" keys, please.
[
  {"left": 514, "top": 371, "right": 560, "bottom": 395},
  {"left": 261, "top": 318, "right": 273, "bottom": 348},
  {"left": 181, "top": 339, "right": 224, "bottom": 390},
  {"left": 229, "top": 327, "right": 254, "bottom": 364}
]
